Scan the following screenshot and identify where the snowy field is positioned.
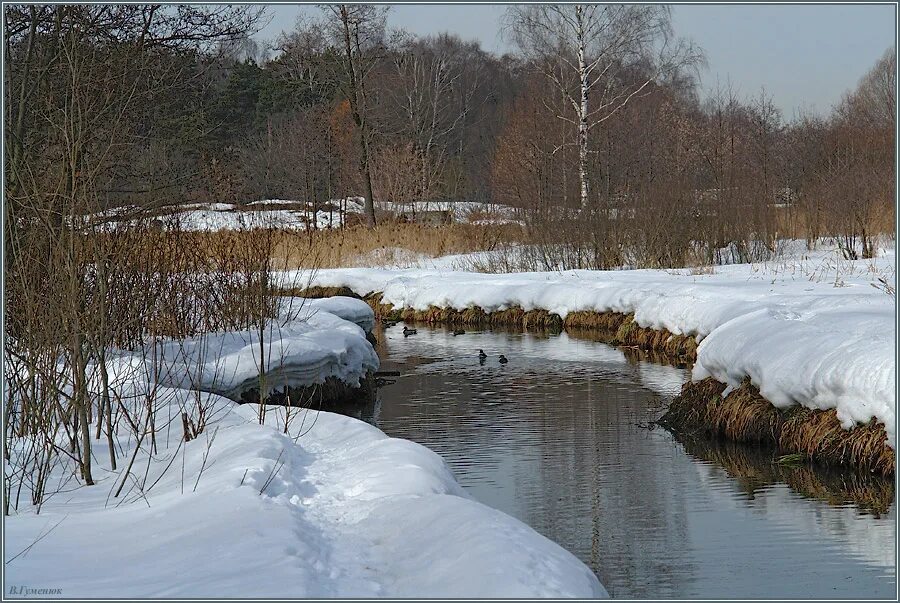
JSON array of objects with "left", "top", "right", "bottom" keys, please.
[
  {"left": 303, "top": 241, "right": 897, "bottom": 446},
  {"left": 5, "top": 298, "right": 605, "bottom": 598},
  {"left": 84, "top": 198, "right": 520, "bottom": 232}
]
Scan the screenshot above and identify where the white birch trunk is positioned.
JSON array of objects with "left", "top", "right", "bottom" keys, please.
[{"left": 576, "top": 6, "right": 590, "bottom": 211}]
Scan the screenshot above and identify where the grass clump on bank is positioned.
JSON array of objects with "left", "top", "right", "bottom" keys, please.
[{"left": 660, "top": 378, "right": 894, "bottom": 475}]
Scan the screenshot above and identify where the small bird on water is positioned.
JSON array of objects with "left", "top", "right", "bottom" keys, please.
[
  {"left": 478, "top": 349, "right": 487, "bottom": 360},
  {"left": 403, "top": 326, "right": 417, "bottom": 337},
  {"left": 452, "top": 329, "right": 465, "bottom": 336},
  {"left": 498, "top": 354, "right": 508, "bottom": 364}
]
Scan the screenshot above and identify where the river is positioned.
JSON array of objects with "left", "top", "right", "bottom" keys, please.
[{"left": 334, "top": 322, "right": 895, "bottom": 598}]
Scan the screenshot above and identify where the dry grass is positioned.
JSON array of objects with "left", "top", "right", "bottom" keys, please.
[
  {"left": 113, "top": 222, "right": 520, "bottom": 270},
  {"left": 395, "top": 305, "right": 565, "bottom": 331},
  {"left": 612, "top": 314, "right": 698, "bottom": 359},
  {"left": 780, "top": 407, "right": 894, "bottom": 476},
  {"left": 274, "top": 222, "right": 522, "bottom": 268},
  {"left": 661, "top": 378, "right": 894, "bottom": 475},
  {"left": 284, "top": 285, "right": 362, "bottom": 300},
  {"left": 563, "top": 310, "right": 629, "bottom": 331}
]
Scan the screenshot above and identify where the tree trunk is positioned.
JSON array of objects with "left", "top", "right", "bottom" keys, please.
[
  {"left": 339, "top": 5, "right": 377, "bottom": 227},
  {"left": 576, "top": 7, "right": 590, "bottom": 212},
  {"left": 72, "top": 332, "right": 94, "bottom": 485}
]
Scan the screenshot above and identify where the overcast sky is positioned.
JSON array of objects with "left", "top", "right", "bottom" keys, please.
[{"left": 254, "top": 3, "right": 896, "bottom": 118}]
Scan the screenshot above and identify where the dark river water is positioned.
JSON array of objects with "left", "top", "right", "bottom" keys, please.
[{"left": 338, "top": 322, "right": 896, "bottom": 599}]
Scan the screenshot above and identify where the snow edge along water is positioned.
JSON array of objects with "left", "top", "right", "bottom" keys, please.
[
  {"left": 4, "top": 297, "right": 607, "bottom": 598},
  {"left": 299, "top": 247, "right": 896, "bottom": 461}
]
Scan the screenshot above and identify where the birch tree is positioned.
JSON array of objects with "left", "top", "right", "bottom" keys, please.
[{"left": 505, "top": 4, "right": 702, "bottom": 211}]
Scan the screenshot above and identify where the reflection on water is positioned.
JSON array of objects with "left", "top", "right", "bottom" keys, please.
[
  {"left": 342, "top": 323, "right": 896, "bottom": 599},
  {"left": 677, "top": 436, "right": 895, "bottom": 517}
]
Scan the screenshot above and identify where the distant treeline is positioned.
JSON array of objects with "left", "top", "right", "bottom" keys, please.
[{"left": 4, "top": 5, "right": 895, "bottom": 263}]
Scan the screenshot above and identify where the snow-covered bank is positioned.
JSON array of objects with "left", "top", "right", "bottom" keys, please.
[
  {"left": 6, "top": 301, "right": 605, "bottom": 598},
  {"left": 291, "top": 295, "right": 377, "bottom": 334},
  {"left": 104, "top": 299, "right": 379, "bottom": 402},
  {"left": 301, "top": 246, "right": 896, "bottom": 446},
  {"left": 6, "top": 402, "right": 604, "bottom": 597}
]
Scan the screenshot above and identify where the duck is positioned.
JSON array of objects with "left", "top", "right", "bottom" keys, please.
[
  {"left": 403, "top": 326, "right": 417, "bottom": 337},
  {"left": 452, "top": 329, "right": 465, "bottom": 336},
  {"left": 478, "top": 349, "right": 487, "bottom": 360},
  {"left": 498, "top": 354, "right": 508, "bottom": 364}
]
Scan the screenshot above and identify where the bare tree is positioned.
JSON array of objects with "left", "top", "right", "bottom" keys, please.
[
  {"left": 844, "top": 46, "right": 896, "bottom": 131},
  {"left": 321, "top": 4, "right": 388, "bottom": 227},
  {"left": 380, "top": 34, "right": 484, "bottom": 210},
  {"left": 4, "top": 5, "right": 264, "bottom": 493},
  {"left": 504, "top": 4, "right": 702, "bottom": 212}
]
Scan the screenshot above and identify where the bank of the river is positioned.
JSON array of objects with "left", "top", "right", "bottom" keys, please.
[
  {"left": 5, "top": 296, "right": 604, "bottom": 598},
  {"left": 660, "top": 378, "right": 894, "bottom": 474},
  {"left": 295, "top": 244, "right": 896, "bottom": 473}
]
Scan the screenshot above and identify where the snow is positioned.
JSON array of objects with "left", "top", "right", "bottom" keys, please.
[
  {"left": 374, "top": 200, "right": 520, "bottom": 224},
  {"left": 6, "top": 401, "right": 604, "bottom": 597},
  {"left": 300, "top": 245, "right": 896, "bottom": 446},
  {"left": 84, "top": 198, "right": 521, "bottom": 232},
  {"left": 108, "top": 302, "right": 379, "bottom": 402},
  {"left": 246, "top": 198, "right": 303, "bottom": 206},
  {"left": 5, "top": 300, "right": 605, "bottom": 598},
  {"left": 168, "top": 206, "right": 343, "bottom": 232},
  {"left": 88, "top": 201, "right": 347, "bottom": 232},
  {"left": 287, "top": 296, "right": 376, "bottom": 333}
]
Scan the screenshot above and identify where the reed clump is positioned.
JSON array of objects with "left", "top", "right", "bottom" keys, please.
[
  {"left": 563, "top": 310, "right": 629, "bottom": 331},
  {"left": 661, "top": 378, "right": 894, "bottom": 475},
  {"left": 611, "top": 314, "right": 698, "bottom": 358},
  {"left": 388, "top": 305, "right": 564, "bottom": 331},
  {"left": 273, "top": 222, "right": 522, "bottom": 268},
  {"left": 780, "top": 408, "right": 894, "bottom": 476}
]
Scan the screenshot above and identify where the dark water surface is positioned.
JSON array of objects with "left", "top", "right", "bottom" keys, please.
[{"left": 342, "top": 323, "right": 896, "bottom": 599}]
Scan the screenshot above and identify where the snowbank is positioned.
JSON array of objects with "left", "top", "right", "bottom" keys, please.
[
  {"left": 167, "top": 206, "right": 343, "bottom": 231},
  {"left": 105, "top": 304, "right": 379, "bottom": 402},
  {"left": 301, "top": 247, "right": 896, "bottom": 445},
  {"left": 6, "top": 301, "right": 605, "bottom": 598},
  {"left": 5, "top": 397, "right": 604, "bottom": 597},
  {"left": 282, "top": 295, "right": 376, "bottom": 333}
]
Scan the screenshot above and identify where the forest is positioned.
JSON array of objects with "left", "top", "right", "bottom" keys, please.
[{"left": 5, "top": 4, "right": 895, "bottom": 273}]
